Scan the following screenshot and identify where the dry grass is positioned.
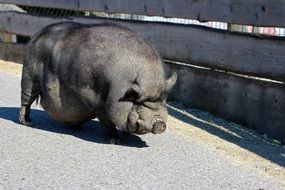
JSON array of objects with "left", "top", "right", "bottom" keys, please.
[
  {"left": 0, "top": 60, "right": 22, "bottom": 75},
  {"left": 167, "top": 104, "right": 285, "bottom": 186}
]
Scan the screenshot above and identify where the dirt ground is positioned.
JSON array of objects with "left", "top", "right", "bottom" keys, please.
[{"left": 1, "top": 60, "right": 284, "bottom": 185}]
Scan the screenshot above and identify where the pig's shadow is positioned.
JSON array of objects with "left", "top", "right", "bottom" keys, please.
[{"left": 0, "top": 107, "right": 148, "bottom": 148}]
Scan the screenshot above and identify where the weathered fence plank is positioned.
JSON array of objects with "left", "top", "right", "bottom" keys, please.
[
  {"left": 164, "top": 62, "right": 285, "bottom": 143},
  {"left": 0, "top": 42, "right": 25, "bottom": 63},
  {"left": 1, "top": 0, "right": 285, "bottom": 27},
  {"left": 1, "top": 12, "right": 285, "bottom": 82}
]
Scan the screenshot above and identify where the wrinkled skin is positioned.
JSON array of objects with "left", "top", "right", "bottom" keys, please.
[
  {"left": 127, "top": 102, "right": 168, "bottom": 134},
  {"left": 19, "top": 22, "right": 177, "bottom": 144}
]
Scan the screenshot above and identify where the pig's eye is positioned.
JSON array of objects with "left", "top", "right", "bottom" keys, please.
[{"left": 120, "top": 84, "right": 142, "bottom": 102}]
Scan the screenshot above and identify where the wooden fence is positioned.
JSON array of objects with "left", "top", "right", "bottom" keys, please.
[{"left": 0, "top": 0, "right": 284, "bottom": 143}]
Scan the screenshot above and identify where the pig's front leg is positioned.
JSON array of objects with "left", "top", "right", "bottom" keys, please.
[{"left": 97, "top": 109, "right": 120, "bottom": 144}]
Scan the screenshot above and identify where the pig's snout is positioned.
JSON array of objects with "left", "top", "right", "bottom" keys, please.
[{"left": 152, "top": 121, "right": 166, "bottom": 134}]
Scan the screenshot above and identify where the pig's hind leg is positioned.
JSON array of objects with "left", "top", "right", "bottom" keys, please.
[{"left": 19, "top": 68, "right": 41, "bottom": 126}]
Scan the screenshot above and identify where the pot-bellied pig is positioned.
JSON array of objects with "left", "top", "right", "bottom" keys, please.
[{"left": 19, "top": 22, "right": 177, "bottom": 144}]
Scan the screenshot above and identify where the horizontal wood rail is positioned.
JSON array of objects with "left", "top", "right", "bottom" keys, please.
[
  {"left": 1, "top": 11, "right": 285, "bottom": 82},
  {"left": 1, "top": 0, "right": 285, "bottom": 27}
]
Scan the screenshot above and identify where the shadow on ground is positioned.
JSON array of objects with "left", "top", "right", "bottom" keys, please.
[
  {"left": 0, "top": 107, "right": 148, "bottom": 148},
  {"left": 168, "top": 104, "right": 285, "bottom": 168}
]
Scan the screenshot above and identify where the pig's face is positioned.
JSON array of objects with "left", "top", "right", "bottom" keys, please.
[
  {"left": 126, "top": 72, "right": 177, "bottom": 134},
  {"left": 130, "top": 102, "right": 168, "bottom": 134}
]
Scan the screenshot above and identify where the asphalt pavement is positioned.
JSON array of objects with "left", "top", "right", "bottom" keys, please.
[{"left": 0, "top": 71, "right": 284, "bottom": 190}]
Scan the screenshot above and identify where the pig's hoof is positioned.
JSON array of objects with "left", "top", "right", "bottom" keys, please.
[
  {"left": 108, "top": 137, "right": 120, "bottom": 145},
  {"left": 127, "top": 123, "right": 139, "bottom": 133},
  {"left": 152, "top": 121, "right": 166, "bottom": 134},
  {"left": 18, "top": 114, "right": 34, "bottom": 127}
]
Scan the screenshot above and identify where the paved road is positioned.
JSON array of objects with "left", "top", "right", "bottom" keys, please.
[{"left": 0, "top": 71, "right": 284, "bottom": 190}]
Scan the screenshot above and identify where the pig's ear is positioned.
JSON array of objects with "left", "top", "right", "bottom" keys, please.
[
  {"left": 166, "top": 72, "right": 177, "bottom": 91},
  {"left": 120, "top": 84, "right": 142, "bottom": 102}
]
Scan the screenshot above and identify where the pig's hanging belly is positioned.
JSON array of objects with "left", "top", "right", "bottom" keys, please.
[{"left": 40, "top": 76, "right": 95, "bottom": 126}]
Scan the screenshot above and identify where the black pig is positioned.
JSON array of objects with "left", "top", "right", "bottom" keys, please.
[{"left": 19, "top": 22, "right": 177, "bottom": 144}]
